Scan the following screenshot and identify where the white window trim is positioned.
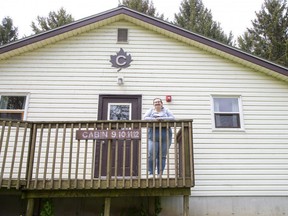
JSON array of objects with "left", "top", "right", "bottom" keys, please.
[
  {"left": 210, "top": 95, "right": 245, "bottom": 132},
  {"left": 0, "top": 93, "right": 30, "bottom": 121}
]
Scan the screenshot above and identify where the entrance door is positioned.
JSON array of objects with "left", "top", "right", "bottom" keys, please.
[{"left": 94, "top": 94, "right": 142, "bottom": 178}]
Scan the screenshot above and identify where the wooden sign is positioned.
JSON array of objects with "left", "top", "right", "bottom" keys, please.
[{"left": 76, "top": 129, "right": 141, "bottom": 140}]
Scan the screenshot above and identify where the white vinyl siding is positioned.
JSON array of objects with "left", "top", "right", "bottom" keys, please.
[{"left": 0, "top": 21, "right": 288, "bottom": 196}]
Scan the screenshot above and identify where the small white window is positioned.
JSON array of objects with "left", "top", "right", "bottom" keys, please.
[
  {"left": 0, "top": 95, "right": 27, "bottom": 120},
  {"left": 212, "top": 96, "right": 243, "bottom": 129},
  {"left": 117, "top": 28, "right": 128, "bottom": 43}
]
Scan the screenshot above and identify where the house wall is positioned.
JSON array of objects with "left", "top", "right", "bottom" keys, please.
[
  {"left": 1, "top": 20, "right": 288, "bottom": 214},
  {"left": 161, "top": 196, "right": 288, "bottom": 216}
]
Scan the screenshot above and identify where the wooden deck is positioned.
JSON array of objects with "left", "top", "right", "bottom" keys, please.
[{"left": 0, "top": 119, "right": 194, "bottom": 214}]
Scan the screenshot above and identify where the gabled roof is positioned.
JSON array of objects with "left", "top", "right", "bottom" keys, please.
[{"left": 1, "top": 6, "right": 288, "bottom": 82}]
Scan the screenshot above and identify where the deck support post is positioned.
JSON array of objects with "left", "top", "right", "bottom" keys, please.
[
  {"left": 104, "top": 197, "right": 111, "bottom": 216},
  {"left": 148, "top": 197, "right": 155, "bottom": 215},
  {"left": 183, "top": 195, "right": 189, "bottom": 216},
  {"left": 26, "top": 198, "right": 35, "bottom": 216}
]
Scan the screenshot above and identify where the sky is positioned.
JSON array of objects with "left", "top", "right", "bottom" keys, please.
[{"left": 0, "top": 0, "right": 265, "bottom": 39}]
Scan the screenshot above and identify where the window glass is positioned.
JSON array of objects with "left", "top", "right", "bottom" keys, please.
[
  {"left": 117, "top": 28, "right": 128, "bottom": 42},
  {"left": 213, "top": 97, "right": 241, "bottom": 129},
  {"left": 0, "top": 96, "right": 26, "bottom": 109},
  {"left": 214, "top": 98, "right": 239, "bottom": 112},
  {"left": 108, "top": 103, "right": 131, "bottom": 120},
  {"left": 215, "top": 114, "right": 240, "bottom": 128},
  {"left": 0, "top": 113, "right": 23, "bottom": 120}
]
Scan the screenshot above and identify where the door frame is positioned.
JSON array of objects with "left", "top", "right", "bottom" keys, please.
[{"left": 94, "top": 94, "right": 142, "bottom": 178}]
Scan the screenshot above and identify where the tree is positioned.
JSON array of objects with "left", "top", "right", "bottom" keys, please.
[
  {"left": 238, "top": 0, "right": 288, "bottom": 66},
  {"left": 31, "top": 7, "right": 74, "bottom": 34},
  {"left": 174, "top": 0, "right": 234, "bottom": 46},
  {"left": 120, "top": 0, "right": 164, "bottom": 19},
  {"left": 0, "top": 17, "right": 18, "bottom": 45}
]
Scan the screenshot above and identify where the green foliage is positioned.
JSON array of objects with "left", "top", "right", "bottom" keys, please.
[
  {"left": 120, "top": 0, "right": 164, "bottom": 19},
  {"left": 238, "top": 0, "right": 288, "bottom": 66},
  {"left": 154, "top": 196, "right": 162, "bottom": 215},
  {"left": 31, "top": 7, "right": 74, "bottom": 34},
  {"left": 40, "top": 199, "right": 54, "bottom": 216},
  {"left": 120, "top": 206, "right": 147, "bottom": 216},
  {"left": 0, "top": 17, "right": 18, "bottom": 45},
  {"left": 174, "top": 0, "right": 234, "bottom": 46},
  {"left": 120, "top": 197, "right": 162, "bottom": 216}
]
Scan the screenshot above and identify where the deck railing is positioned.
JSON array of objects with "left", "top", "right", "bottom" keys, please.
[{"left": 0, "top": 119, "right": 194, "bottom": 191}]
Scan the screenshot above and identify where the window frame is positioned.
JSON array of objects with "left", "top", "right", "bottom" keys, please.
[
  {"left": 117, "top": 28, "right": 128, "bottom": 43},
  {"left": 211, "top": 95, "right": 244, "bottom": 131},
  {"left": 0, "top": 94, "right": 29, "bottom": 121}
]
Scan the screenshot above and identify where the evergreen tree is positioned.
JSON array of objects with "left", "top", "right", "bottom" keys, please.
[
  {"left": 0, "top": 17, "right": 18, "bottom": 45},
  {"left": 174, "top": 0, "right": 234, "bottom": 46},
  {"left": 238, "top": 0, "right": 288, "bottom": 66},
  {"left": 120, "top": 0, "right": 164, "bottom": 19},
  {"left": 31, "top": 7, "right": 74, "bottom": 34}
]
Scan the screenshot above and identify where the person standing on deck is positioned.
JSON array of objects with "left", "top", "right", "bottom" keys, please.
[{"left": 143, "top": 98, "right": 175, "bottom": 176}]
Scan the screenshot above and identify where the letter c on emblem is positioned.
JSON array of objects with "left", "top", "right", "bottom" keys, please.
[{"left": 116, "top": 55, "right": 127, "bottom": 66}]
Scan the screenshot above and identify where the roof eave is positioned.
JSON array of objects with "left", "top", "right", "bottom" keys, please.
[
  {"left": 0, "top": 6, "right": 287, "bottom": 81},
  {"left": 0, "top": 7, "right": 128, "bottom": 59}
]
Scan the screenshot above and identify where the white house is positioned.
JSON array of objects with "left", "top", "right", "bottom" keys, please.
[{"left": 0, "top": 6, "right": 288, "bottom": 216}]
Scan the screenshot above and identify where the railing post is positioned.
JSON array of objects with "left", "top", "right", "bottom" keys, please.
[
  {"left": 26, "top": 198, "right": 35, "bottom": 216},
  {"left": 0, "top": 120, "right": 6, "bottom": 153},
  {"left": 26, "top": 123, "right": 37, "bottom": 189},
  {"left": 177, "top": 122, "right": 193, "bottom": 182},
  {"left": 183, "top": 125, "right": 191, "bottom": 179},
  {"left": 0, "top": 121, "right": 11, "bottom": 187},
  {"left": 104, "top": 197, "right": 111, "bottom": 216},
  {"left": 106, "top": 122, "right": 112, "bottom": 188},
  {"left": 183, "top": 195, "right": 190, "bottom": 216}
]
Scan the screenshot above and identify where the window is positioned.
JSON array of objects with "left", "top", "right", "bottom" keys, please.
[
  {"left": 212, "top": 96, "right": 242, "bottom": 129},
  {"left": 0, "top": 95, "right": 27, "bottom": 120},
  {"left": 117, "top": 28, "right": 128, "bottom": 43},
  {"left": 108, "top": 103, "right": 131, "bottom": 120}
]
